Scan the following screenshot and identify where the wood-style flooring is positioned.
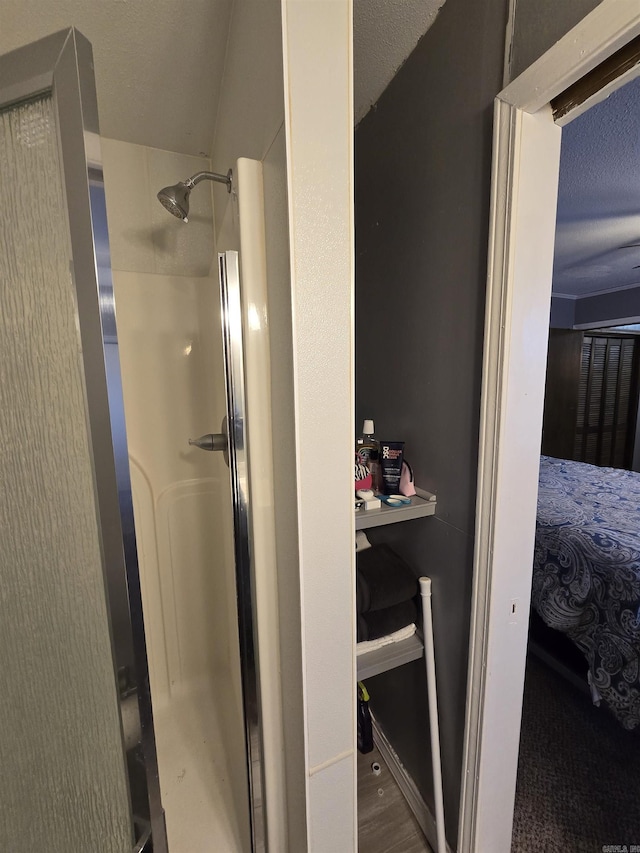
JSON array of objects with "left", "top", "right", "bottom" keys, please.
[{"left": 358, "top": 745, "right": 432, "bottom": 853}]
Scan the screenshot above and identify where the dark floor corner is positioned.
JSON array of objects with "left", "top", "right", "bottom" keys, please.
[{"left": 512, "top": 655, "right": 640, "bottom": 852}]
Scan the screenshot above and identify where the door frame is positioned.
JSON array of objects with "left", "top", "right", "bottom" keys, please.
[{"left": 459, "top": 3, "right": 640, "bottom": 851}]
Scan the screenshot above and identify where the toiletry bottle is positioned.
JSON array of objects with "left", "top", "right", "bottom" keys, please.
[
  {"left": 356, "top": 420, "right": 380, "bottom": 492},
  {"left": 379, "top": 440, "right": 405, "bottom": 495}
]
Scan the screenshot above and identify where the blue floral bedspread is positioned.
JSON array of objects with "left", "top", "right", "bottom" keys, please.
[{"left": 534, "top": 456, "right": 640, "bottom": 729}]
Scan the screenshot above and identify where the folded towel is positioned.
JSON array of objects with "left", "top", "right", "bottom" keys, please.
[
  {"left": 355, "top": 530, "right": 373, "bottom": 552},
  {"left": 357, "top": 600, "right": 419, "bottom": 641},
  {"left": 356, "top": 623, "right": 417, "bottom": 655},
  {"left": 356, "top": 544, "right": 418, "bottom": 613}
]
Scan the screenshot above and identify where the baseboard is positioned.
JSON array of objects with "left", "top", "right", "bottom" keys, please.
[
  {"left": 371, "top": 715, "right": 453, "bottom": 853},
  {"left": 528, "top": 640, "right": 590, "bottom": 696}
]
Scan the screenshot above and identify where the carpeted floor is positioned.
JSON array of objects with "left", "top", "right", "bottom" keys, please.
[{"left": 512, "top": 655, "right": 640, "bottom": 852}]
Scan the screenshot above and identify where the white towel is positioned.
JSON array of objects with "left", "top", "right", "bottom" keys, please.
[
  {"left": 355, "top": 530, "right": 372, "bottom": 552},
  {"left": 356, "top": 623, "right": 417, "bottom": 655}
]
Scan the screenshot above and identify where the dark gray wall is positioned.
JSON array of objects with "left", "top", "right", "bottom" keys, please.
[
  {"left": 574, "top": 285, "right": 640, "bottom": 327},
  {"left": 550, "top": 295, "right": 576, "bottom": 328},
  {"left": 355, "top": 0, "right": 508, "bottom": 842},
  {"left": 551, "top": 285, "right": 640, "bottom": 331},
  {"left": 356, "top": 0, "right": 611, "bottom": 847},
  {"left": 509, "top": 0, "right": 603, "bottom": 80}
]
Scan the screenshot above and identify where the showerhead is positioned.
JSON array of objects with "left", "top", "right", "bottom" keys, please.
[
  {"left": 157, "top": 181, "right": 192, "bottom": 222},
  {"left": 156, "top": 169, "right": 232, "bottom": 223}
]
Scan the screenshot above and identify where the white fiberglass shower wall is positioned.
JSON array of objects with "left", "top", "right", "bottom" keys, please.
[{"left": 101, "top": 139, "right": 257, "bottom": 851}]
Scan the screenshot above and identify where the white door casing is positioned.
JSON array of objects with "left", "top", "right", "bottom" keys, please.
[{"left": 460, "top": 2, "right": 640, "bottom": 851}]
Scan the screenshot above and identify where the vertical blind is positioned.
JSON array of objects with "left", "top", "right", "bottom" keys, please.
[{"left": 573, "top": 334, "right": 640, "bottom": 468}]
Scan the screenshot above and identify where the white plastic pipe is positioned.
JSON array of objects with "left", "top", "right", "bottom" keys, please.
[{"left": 419, "top": 576, "right": 446, "bottom": 853}]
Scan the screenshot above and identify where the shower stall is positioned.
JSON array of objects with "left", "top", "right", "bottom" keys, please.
[
  {"left": 113, "top": 154, "right": 283, "bottom": 852},
  {"left": 0, "top": 28, "right": 281, "bottom": 853}
]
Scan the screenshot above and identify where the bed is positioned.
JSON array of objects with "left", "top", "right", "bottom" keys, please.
[{"left": 533, "top": 455, "right": 640, "bottom": 730}]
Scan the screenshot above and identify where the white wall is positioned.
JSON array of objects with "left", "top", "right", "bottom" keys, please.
[
  {"left": 212, "top": 0, "right": 355, "bottom": 849},
  {"left": 101, "top": 137, "right": 250, "bottom": 851},
  {"left": 101, "top": 137, "right": 235, "bottom": 699},
  {"left": 281, "top": 1, "right": 355, "bottom": 849},
  {"left": 211, "top": 1, "right": 308, "bottom": 848},
  {"left": 261, "top": 120, "right": 308, "bottom": 845}
]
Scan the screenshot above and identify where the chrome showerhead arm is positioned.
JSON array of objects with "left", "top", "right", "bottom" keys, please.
[{"left": 188, "top": 169, "right": 233, "bottom": 193}]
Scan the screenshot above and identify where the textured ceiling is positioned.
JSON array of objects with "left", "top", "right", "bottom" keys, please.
[
  {"left": 554, "top": 73, "right": 640, "bottom": 299},
  {"left": 354, "top": 0, "right": 445, "bottom": 124},
  {"left": 0, "top": 0, "right": 233, "bottom": 156},
  {"left": 3, "top": 2, "right": 634, "bottom": 304},
  {"left": 1, "top": 0, "right": 442, "bottom": 154}
]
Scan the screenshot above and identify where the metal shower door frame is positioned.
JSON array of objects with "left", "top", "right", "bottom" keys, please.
[
  {"left": 0, "top": 29, "right": 165, "bottom": 853},
  {"left": 219, "top": 250, "right": 268, "bottom": 853}
]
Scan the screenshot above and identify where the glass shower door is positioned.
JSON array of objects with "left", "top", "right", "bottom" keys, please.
[
  {"left": 0, "top": 29, "right": 160, "bottom": 853},
  {"left": 218, "top": 249, "right": 266, "bottom": 852}
]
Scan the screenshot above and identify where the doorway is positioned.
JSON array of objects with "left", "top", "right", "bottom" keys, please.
[
  {"left": 512, "top": 70, "right": 640, "bottom": 847},
  {"left": 461, "top": 3, "right": 640, "bottom": 851}
]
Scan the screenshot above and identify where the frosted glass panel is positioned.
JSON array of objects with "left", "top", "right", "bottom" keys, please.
[{"left": 0, "top": 97, "right": 133, "bottom": 851}]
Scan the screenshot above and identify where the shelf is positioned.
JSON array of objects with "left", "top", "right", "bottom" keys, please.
[
  {"left": 355, "top": 488, "right": 436, "bottom": 530},
  {"left": 356, "top": 632, "right": 424, "bottom": 680}
]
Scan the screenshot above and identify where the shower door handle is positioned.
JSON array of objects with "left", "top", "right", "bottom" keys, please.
[
  {"left": 189, "top": 433, "right": 227, "bottom": 452},
  {"left": 189, "top": 417, "right": 229, "bottom": 466}
]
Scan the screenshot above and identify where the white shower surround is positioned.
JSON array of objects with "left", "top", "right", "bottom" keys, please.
[{"left": 103, "top": 137, "right": 251, "bottom": 852}]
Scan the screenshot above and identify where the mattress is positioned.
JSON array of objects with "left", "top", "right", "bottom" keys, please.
[{"left": 534, "top": 456, "right": 640, "bottom": 729}]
